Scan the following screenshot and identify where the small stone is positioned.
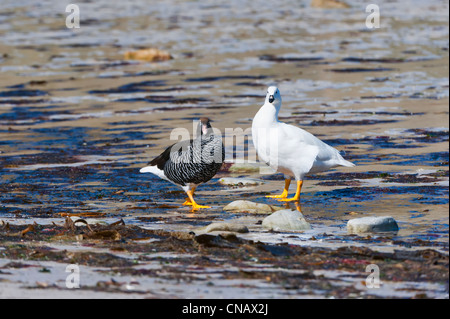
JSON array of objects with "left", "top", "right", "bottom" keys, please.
[
  {"left": 262, "top": 209, "right": 311, "bottom": 231},
  {"left": 202, "top": 222, "right": 249, "bottom": 233},
  {"left": 219, "top": 177, "right": 264, "bottom": 187},
  {"left": 310, "top": 0, "right": 350, "bottom": 9},
  {"left": 228, "top": 162, "right": 262, "bottom": 173},
  {"left": 347, "top": 216, "right": 399, "bottom": 233},
  {"left": 194, "top": 234, "right": 237, "bottom": 248},
  {"left": 223, "top": 200, "right": 283, "bottom": 214},
  {"left": 69, "top": 216, "right": 107, "bottom": 225},
  {"left": 124, "top": 48, "right": 172, "bottom": 62}
]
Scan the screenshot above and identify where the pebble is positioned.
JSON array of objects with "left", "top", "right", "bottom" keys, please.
[
  {"left": 200, "top": 222, "right": 249, "bottom": 234},
  {"left": 219, "top": 177, "right": 264, "bottom": 187},
  {"left": 123, "top": 48, "right": 172, "bottom": 62},
  {"left": 262, "top": 209, "right": 311, "bottom": 231},
  {"left": 228, "top": 162, "right": 262, "bottom": 173},
  {"left": 69, "top": 216, "right": 108, "bottom": 225},
  {"left": 347, "top": 216, "right": 399, "bottom": 233},
  {"left": 223, "top": 200, "right": 283, "bottom": 214},
  {"left": 310, "top": 0, "right": 350, "bottom": 9}
]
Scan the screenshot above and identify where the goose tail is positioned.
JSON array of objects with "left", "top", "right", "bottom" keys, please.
[
  {"left": 339, "top": 158, "right": 355, "bottom": 168},
  {"left": 140, "top": 165, "right": 167, "bottom": 179}
]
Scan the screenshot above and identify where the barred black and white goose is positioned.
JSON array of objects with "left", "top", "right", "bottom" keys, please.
[{"left": 140, "top": 118, "right": 224, "bottom": 210}]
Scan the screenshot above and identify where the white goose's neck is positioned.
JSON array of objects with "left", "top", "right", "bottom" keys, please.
[{"left": 253, "top": 102, "right": 280, "bottom": 127}]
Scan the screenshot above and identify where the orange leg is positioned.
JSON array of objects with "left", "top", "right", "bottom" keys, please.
[
  {"left": 182, "top": 186, "right": 197, "bottom": 206},
  {"left": 185, "top": 188, "right": 210, "bottom": 211},
  {"left": 266, "top": 179, "right": 291, "bottom": 199},
  {"left": 279, "top": 180, "right": 303, "bottom": 202}
]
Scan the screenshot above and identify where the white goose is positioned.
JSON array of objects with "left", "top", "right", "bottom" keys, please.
[{"left": 252, "top": 86, "right": 355, "bottom": 204}]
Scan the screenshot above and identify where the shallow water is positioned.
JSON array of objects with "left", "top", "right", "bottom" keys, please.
[{"left": 0, "top": 0, "right": 448, "bottom": 298}]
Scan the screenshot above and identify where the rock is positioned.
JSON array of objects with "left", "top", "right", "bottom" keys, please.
[
  {"left": 223, "top": 200, "right": 283, "bottom": 214},
  {"left": 124, "top": 48, "right": 172, "bottom": 62},
  {"left": 219, "top": 177, "right": 264, "bottom": 187},
  {"left": 310, "top": 0, "right": 350, "bottom": 9},
  {"left": 228, "top": 162, "right": 262, "bottom": 173},
  {"left": 201, "top": 222, "right": 249, "bottom": 234},
  {"left": 347, "top": 216, "right": 399, "bottom": 233},
  {"left": 262, "top": 209, "right": 311, "bottom": 231},
  {"left": 69, "top": 216, "right": 108, "bottom": 225},
  {"left": 194, "top": 234, "right": 240, "bottom": 248}
]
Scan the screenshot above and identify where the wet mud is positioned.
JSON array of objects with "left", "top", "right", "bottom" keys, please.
[{"left": 0, "top": 219, "right": 448, "bottom": 298}]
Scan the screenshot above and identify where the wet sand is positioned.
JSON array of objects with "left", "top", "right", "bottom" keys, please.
[{"left": 0, "top": 0, "right": 448, "bottom": 298}]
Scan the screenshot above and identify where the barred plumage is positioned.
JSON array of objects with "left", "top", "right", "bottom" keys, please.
[
  {"left": 140, "top": 118, "right": 224, "bottom": 210},
  {"left": 164, "top": 134, "right": 224, "bottom": 186}
]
